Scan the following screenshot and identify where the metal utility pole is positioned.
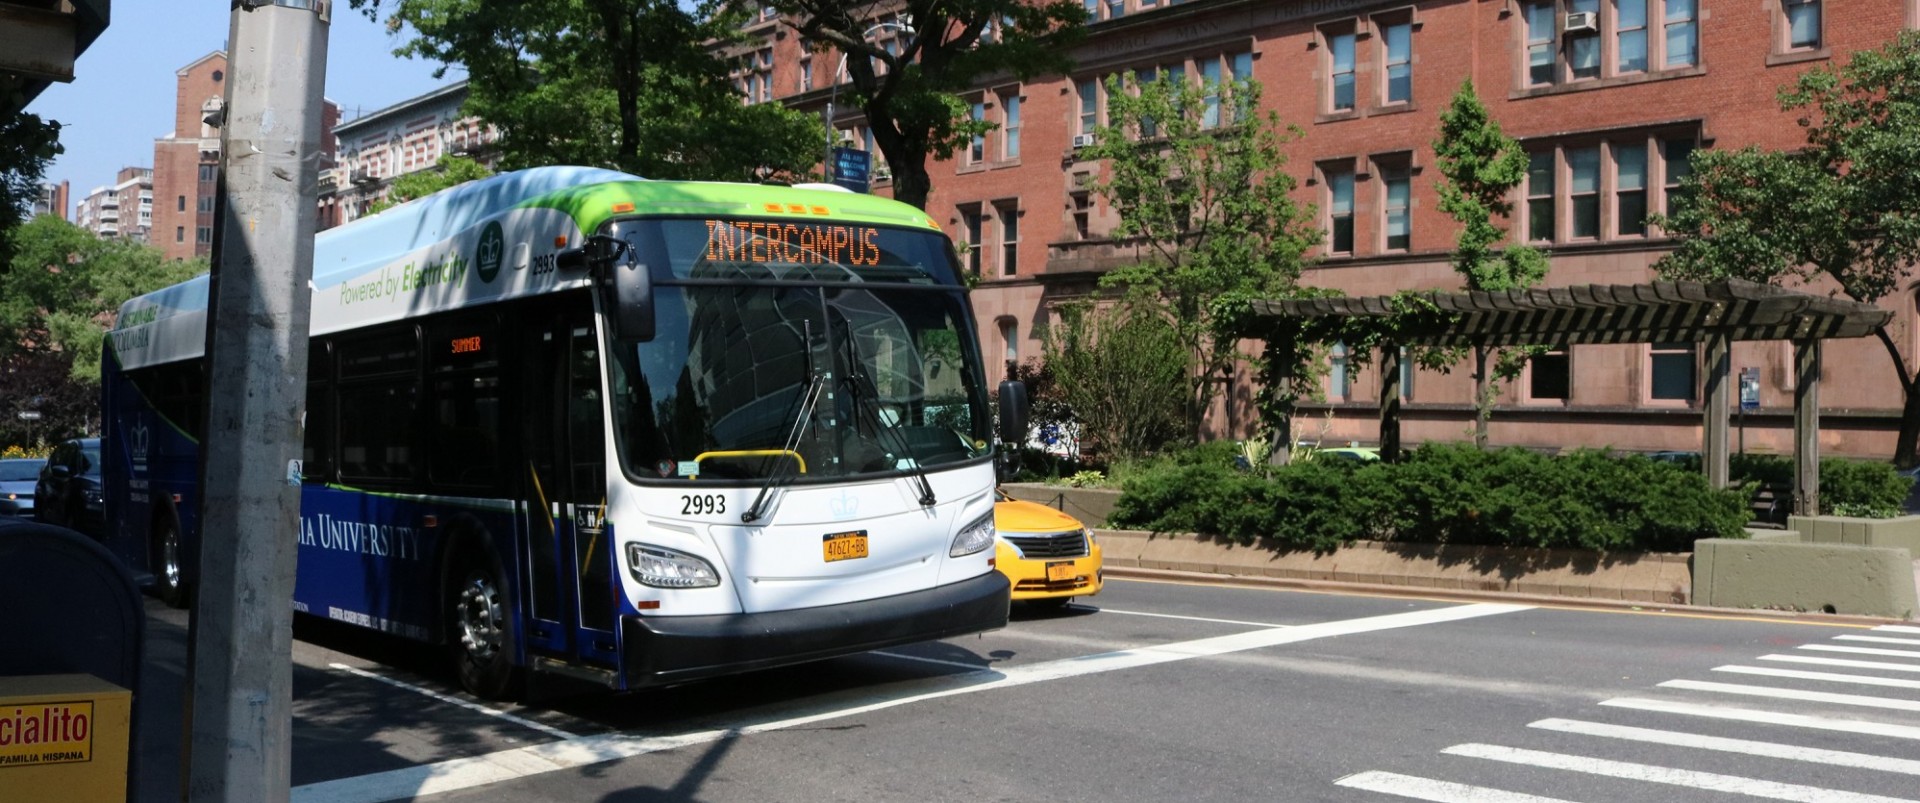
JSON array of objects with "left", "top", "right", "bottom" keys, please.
[{"left": 183, "top": 2, "right": 329, "bottom": 800}]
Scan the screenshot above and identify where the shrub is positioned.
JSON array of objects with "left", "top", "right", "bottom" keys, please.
[
  {"left": 1818, "top": 459, "right": 1911, "bottom": 517},
  {"left": 1112, "top": 443, "right": 1750, "bottom": 552}
]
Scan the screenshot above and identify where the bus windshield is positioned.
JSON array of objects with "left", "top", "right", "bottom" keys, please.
[{"left": 606, "top": 218, "right": 992, "bottom": 484}]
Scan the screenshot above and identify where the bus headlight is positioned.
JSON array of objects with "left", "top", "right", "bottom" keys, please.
[
  {"left": 949, "top": 511, "right": 995, "bottom": 558},
  {"left": 626, "top": 544, "right": 720, "bottom": 588}
]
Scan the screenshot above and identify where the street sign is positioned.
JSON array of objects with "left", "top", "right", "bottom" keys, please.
[
  {"left": 15, "top": 411, "right": 41, "bottom": 421},
  {"left": 1739, "top": 367, "right": 1760, "bottom": 410},
  {"left": 830, "top": 146, "right": 870, "bottom": 193}
]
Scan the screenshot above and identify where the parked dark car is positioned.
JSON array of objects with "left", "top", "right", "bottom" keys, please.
[
  {"left": 0, "top": 457, "right": 44, "bottom": 517},
  {"left": 36, "top": 438, "right": 104, "bottom": 536}
]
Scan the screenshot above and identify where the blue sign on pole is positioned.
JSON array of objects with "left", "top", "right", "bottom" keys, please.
[{"left": 831, "top": 146, "right": 871, "bottom": 193}]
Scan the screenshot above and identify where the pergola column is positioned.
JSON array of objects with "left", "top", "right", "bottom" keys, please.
[
  {"left": 1703, "top": 332, "right": 1731, "bottom": 488},
  {"left": 1266, "top": 337, "right": 1296, "bottom": 467},
  {"left": 1379, "top": 344, "right": 1401, "bottom": 462},
  {"left": 1794, "top": 339, "right": 1822, "bottom": 515}
]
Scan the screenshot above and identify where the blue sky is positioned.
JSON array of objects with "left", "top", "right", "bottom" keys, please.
[{"left": 31, "top": 4, "right": 459, "bottom": 201}]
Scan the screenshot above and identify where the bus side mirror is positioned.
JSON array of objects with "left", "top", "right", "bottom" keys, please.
[
  {"left": 569, "top": 235, "right": 655, "bottom": 342},
  {"left": 997, "top": 380, "right": 1028, "bottom": 449}
]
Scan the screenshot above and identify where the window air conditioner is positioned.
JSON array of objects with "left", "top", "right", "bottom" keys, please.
[
  {"left": 1562, "top": 11, "right": 1598, "bottom": 34},
  {"left": 1071, "top": 133, "right": 1096, "bottom": 148}
]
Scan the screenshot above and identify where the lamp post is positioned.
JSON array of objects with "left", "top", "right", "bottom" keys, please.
[{"left": 825, "top": 20, "right": 914, "bottom": 176}]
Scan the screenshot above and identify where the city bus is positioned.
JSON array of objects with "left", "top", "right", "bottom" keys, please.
[{"left": 100, "top": 166, "right": 1019, "bottom": 698}]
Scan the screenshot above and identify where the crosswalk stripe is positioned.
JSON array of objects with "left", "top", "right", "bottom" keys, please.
[
  {"left": 1602, "top": 697, "right": 1920, "bottom": 740},
  {"left": 1530, "top": 718, "right": 1920, "bottom": 776},
  {"left": 1660, "top": 679, "right": 1920, "bottom": 713},
  {"left": 1760, "top": 654, "right": 1920, "bottom": 674},
  {"left": 1801, "top": 644, "right": 1920, "bottom": 660},
  {"left": 1839, "top": 635, "right": 1920, "bottom": 646},
  {"left": 1443, "top": 743, "right": 1916, "bottom": 803},
  {"left": 1875, "top": 626, "right": 1920, "bottom": 635},
  {"left": 1334, "top": 770, "right": 1579, "bottom": 802},
  {"left": 1715, "top": 665, "right": 1920, "bottom": 690}
]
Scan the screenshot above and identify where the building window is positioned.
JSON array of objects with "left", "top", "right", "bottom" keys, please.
[
  {"left": 1784, "top": 0, "right": 1821, "bottom": 50},
  {"left": 1617, "top": 0, "right": 1648, "bottom": 72},
  {"left": 196, "top": 226, "right": 212, "bottom": 244},
  {"left": 1568, "top": 146, "right": 1601, "bottom": 239},
  {"left": 1662, "top": 137, "right": 1695, "bottom": 215},
  {"left": 1201, "top": 57, "right": 1223, "bottom": 128},
  {"left": 1525, "top": 2, "right": 1557, "bottom": 86},
  {"left": 1650, "top": 342, "right": 1696, "bottom": 402},
  {"left": 1329, "top": 342, "right": 1352, "bottom": 401},
  {"left": 969, "top": 100, "right": 986, "bottom": 163},
  {"left": 800, "top": 59, "right": 812, "bottom": 93},
  {"left": 961, "top": 205, "right": 983, "bottom": 277},
  {"left": 1528, "top": 348, "right": 1572, "bottom": 401},
  {"left": 176, "top": 226, "right": 185, "bottom": 243},
  {"left": 1071, "top": 192, "right": 1092, "bottom": 240},
  {"left": 1380, "top": 20, "right": 1413, "bottom": 105},
  {"left": 1077, "top": 79, "right": 1099, "bottom": 137},
  {"left": 998, "top": 319, "right": 1018, "bottom": 364},
  {"left": 1569, "top": 0, "right": 1602, "bottom": 80},
  {"left": 1380, "top": 162, "right": 1411, "bottom": 251},
  {"left": 1325, "top": 164, "right": 1355, "bottom": 255},
  {"left": 1000, "top": 90, "right": 1021, "bottom": 159},
  {"left": 177, "top": 195, "right": 185, "bottom": 211},
  {"left": 1615, "top": 143, "right": 1648, "bottom": 236},
  {"left": 1229, "top": 51, "right": 1254, "bottom": 123},
  {"left": 1664, "top": 0, "right": 1697, "bottom": 66},
  {"left": 997, "top": 202, "right": 1019, "bottom": 277},
  {"left": 1527, "top": 151, "right": 1556, "bottom": 242},
  {"left": 1327, "top": 29, "right": 1357, "bottom": 112}
]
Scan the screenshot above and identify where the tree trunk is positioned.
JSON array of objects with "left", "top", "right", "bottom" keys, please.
[{"left": 1871, "top": 327, "right": 1919, "bottom": 468}]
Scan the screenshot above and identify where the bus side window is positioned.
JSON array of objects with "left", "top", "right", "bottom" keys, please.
[
  {"left": 303, "top": 341, "right": 334, "bottom": 484},
  {"left": 336, "top": 328, "right": 421, "bottom": 486},
  {"left": 427, "top": 316, "right": 502, "bottom": 491}
]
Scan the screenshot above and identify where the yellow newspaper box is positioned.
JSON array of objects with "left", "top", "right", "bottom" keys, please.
[{"left": 0, "top": 674, "right": 131, "bottom": 802}]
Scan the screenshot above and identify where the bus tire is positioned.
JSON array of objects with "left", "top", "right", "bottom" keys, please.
[
  {"left": 449, "top": 553, "right": 515, "bottom": 700},
  {"left": 152, "top": 512, "right": 190, "bottom": 609}
]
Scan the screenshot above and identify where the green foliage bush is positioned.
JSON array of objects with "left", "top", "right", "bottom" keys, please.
[
  {"left": 1678, "top": 453, "right": 1913, "bottom": 517},
  {"left": 1111, "top": 443, "right": 1751, "bottom": 552}
]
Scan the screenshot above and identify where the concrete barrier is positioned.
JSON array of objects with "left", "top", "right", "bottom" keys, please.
[
  {"left": 1789, "top": 514, "right": 1920, "bottom": 555},
  {"left": 1001, "top": 483, "right": 1122, "bottom": 526},
  {"left": 1692, "top": 538, "right": 1918, "bottom": 619}
]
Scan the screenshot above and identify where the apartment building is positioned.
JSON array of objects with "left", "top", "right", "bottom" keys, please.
[
  {"left": 745, "top": 0, "right": 1920, "bottom": 458},
  {"left": 152, "top": 51, "right": 341, "bottom": 260},
  {"left": 32, "top": 181, "right": 70, "bottom": 221},
  {"left": 74, "top": 167, "right": 153, "bottom": 242},
  {"left": 319, "top": 80, "right": 500, "bottom": 229}
]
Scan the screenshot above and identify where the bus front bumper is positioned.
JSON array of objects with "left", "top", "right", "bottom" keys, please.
[{"left": 618, "top": 570, "right": 1010, "bottom": 689}]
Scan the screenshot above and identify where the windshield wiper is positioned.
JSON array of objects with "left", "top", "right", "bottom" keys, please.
[
  {"left": 742, "top": 320, "right": 825, "bottom": 524},
  {"left": 838, "top": 317, "right": 936, "bottom": 508}
]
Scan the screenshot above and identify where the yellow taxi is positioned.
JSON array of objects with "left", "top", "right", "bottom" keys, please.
[{"left": 993, "top": 489, "right": 1103, "bottom": 608}]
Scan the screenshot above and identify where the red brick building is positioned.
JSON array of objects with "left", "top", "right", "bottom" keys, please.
[
  {"left": 152, "top": 51, "right": 340, "bottom": 261},
  {"left": 745, "top": 0, "right": 1920, "bottom": 458}
]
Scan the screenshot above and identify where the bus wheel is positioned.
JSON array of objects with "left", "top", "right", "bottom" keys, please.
[
  {"left": 152, "top": 516, "right": 190, "bottom": 609},
  {"left": 450, "top": 557, "right": 514, "bottom": 699}
]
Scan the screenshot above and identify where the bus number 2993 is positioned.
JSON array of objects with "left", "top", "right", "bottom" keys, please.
[{"left": 681, "top": 495, "right": 726, "bottom": 516}]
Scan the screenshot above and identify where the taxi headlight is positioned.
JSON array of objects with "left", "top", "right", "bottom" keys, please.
[
  {"left": 950, "top": 511, "right": 995, "bottom": 557},
  {"left": 626, "top": 543, "right": 720, "bottom": 588}
]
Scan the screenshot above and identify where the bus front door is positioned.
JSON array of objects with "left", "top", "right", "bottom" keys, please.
[{"left": 520, "top": 299, "right": 621, "bottom": 671}]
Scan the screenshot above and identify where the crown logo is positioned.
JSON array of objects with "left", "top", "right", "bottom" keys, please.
[
  {"left": 130, "top": 421, "right": 150, "bottom": 457},
  {"left": 829, "top": 491, "right": 858, "bottom": 520},
  {"left": 477, "top": 235, "right": 501, "bottom": 269}
]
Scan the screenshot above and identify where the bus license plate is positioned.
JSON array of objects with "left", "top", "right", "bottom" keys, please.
[
  {"left": 823, "top": 531, "right": 869, "bottom": 562},
  {"left": 1046, "top": 561, "right": 1075, "bottom": 582}
]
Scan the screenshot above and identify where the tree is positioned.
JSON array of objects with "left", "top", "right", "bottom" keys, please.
[
  {"left": 0, "top": 217, "right": 205, "bottom": 442},
  {"left": 1652, "top": 32, "right": 1920, "bottom": 465},
  {"left": 367, "top": 155, "right": 492, "bottom": 214},
  {"left": 1431, "top": 79, "right": 1549, "bottom": 446},
  {"left": 0, "top": 107, "right": 63, "bottom": 267},
  {"left": 351, "top": 0, "right": 824, "bottom": 182},
  {"left": 1042, "top": 303, "right": 1187, "bottom": 461},
  {"left": 1080, "top": 73, "right": 1318, "bottom": 441},
  {"left": 773, "top": 0, "right": 1086, "bottom": 209}
]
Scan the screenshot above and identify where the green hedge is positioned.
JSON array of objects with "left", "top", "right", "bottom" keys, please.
[
  {"left": 1665, "top": 453, "right": 1912, "bottom": 517},
  {"left": 1111, "top": 444, "right": 1752, "bottom": 552}
]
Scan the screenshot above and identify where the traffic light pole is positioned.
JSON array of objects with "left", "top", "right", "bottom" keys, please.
[{"left": 183, "top": 2, "right": 329, "bottom": 800}]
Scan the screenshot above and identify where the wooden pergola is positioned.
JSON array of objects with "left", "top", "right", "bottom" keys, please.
[{"left": 1245, "top": 278, "right": 1892, "bottom": 514}]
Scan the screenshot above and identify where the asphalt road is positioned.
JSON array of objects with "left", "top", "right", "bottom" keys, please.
[{"left": 130, "top": 577, "right": 1920, "bottom": 803}]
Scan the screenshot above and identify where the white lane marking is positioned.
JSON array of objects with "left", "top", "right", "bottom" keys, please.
[
  {"left": 1659, "top": 679, "right": 1920, "bottom": 713},
  {"left": 1443, "top": 743, "right": 1916, "bottom": 803},
  {"left": 1801, "top": 644, "right": 1920, "bottom": 659},
  {"left": 293, "top": 602, "right": 1529, "bottom": 803},
  {"left": 1096, "top": 607, "right": 1297, "bottom": 629},
  {"left": 1601, "top": 698, "right": 1920, "bottom": 740},
  {"left": 1839, "top": 635, "right": 1920, "bottom": 646},
  {"left": 1334, "top": 770, "right": 1578, "bottom": 802},
  {"left": 869, "top": 651, "right": 993, "bottom": 671},
  {"left": 1760, "top": 654, "right": 1920, "bottom": 674},
  {"left": 1531, "top": 718, "right": 1920, "bottom": 776},
  {"left": 328, "top": 663, "right": 578, "bottom": 740},
  {"left": 1715, "top": 664, "right": 1920, "bottom": 690},
  {"left": 1878, "top": 626, "right": 1920, "bottom": 635}
]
